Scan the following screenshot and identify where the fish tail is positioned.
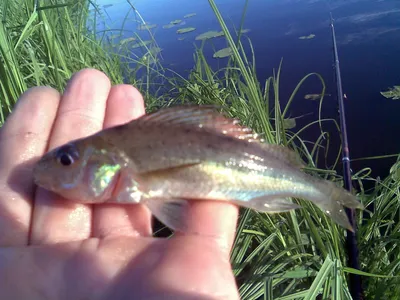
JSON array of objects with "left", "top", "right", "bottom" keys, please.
[{"left": 311, "top": 180, "right": 364, "bottom": 232}]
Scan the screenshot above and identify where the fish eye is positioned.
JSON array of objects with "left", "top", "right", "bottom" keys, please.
[
  {"left": 58, "top": 153, "right": 74, "bottom": 166},
  {"left": 55, "top": 144, "right": 79, "bottom": 167}
]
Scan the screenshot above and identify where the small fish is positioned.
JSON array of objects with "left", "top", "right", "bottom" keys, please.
[
  {"left": 304, "top": 93, "right": 331, "bottom": 101},
  {"left": 33, "top": 106, "right": 363, "bottom": 232}
]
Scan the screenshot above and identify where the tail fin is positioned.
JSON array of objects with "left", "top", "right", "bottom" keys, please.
[{"left": 314, "top": 180, "right": 364, "bottom": 232}]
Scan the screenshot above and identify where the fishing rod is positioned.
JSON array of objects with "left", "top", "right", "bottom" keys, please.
[{"left": 329, "top": 13, "right": 363, "bottom": 299}]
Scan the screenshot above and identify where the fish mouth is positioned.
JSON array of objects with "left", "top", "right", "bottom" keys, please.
[
  {"left": 32, "top": 165, "right": 45, "bottom": 187},
  {"left": 32, "top": 173, "right": 56, "bottom": 192},
  {"left": 32, "top": 163, "right": 59, "bottom": 192}
]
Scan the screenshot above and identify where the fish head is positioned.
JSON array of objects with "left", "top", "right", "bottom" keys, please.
[{"left": 33, "top": 136, "right": 123, "bottom": 203}]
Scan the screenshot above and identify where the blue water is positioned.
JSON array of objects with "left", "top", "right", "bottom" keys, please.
[{"left": 95, "top": 0, "right": 400, "bottom": 179}]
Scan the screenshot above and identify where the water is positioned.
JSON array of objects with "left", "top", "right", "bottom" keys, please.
[{"left": 95, "top": 0, "right": 400, "bottom": 179}]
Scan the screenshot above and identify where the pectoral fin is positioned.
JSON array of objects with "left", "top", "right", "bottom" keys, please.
[{"left": 145, "top": 198, "right": 189, "bottom": 232}]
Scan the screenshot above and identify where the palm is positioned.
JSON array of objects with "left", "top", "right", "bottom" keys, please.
[
  {"left": 2, "top": 235, "right": 237, "bottom": 299},
  {"left": 0, "top": 69, "right": 239, "bottom": 299}
]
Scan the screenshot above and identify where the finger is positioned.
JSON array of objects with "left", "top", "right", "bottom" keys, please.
[
  {"left": 92, "top": 84, "right": 153, "bottom": 238},
  {"left": 30, "top": 69, "right": 111, "bottom": 244},
  {"left": 0, "top": 87, "right": 60, "bottom": 246},
  {"left": 179, "top": 202, "right": 239, "bottom": 254}
]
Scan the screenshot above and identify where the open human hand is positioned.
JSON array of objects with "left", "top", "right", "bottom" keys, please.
[{"left": 0, "top": 69, "right": 240, "bottom": 300}]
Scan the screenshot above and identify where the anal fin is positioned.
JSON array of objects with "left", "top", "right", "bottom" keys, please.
[{"left": 234, "top": 196, "right": 300, "bottom": 213}]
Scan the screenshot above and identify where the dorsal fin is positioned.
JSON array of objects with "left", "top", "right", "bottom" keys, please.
[
  {"left": 139, "top": 105, "right": 219, "bottom": 126},
  {"left": 258, "top": 143, "right": 305, "bottom": 169},
  {"left": 138, "top": 105, "right": 304, "bottom": 167},
  {"left": 130, "top": 105, "right": 304, "bottom": 170},
  {"left": 138, "top": 105, "right": 262, "bottom": 142}
]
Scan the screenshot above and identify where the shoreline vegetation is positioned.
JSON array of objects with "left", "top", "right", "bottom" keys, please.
[{"left": 0, "top": 0, "right": 399, "bottom": 298}]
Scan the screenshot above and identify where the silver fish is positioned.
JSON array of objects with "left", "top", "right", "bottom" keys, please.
[{"left": 33, "top": 105, "right": 363, "bottom": 232}]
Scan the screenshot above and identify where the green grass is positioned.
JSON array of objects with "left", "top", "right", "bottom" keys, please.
[
  {"left": 1, "top": 0, "right": 399, "bottom": 299},
  {"left": 0, "top": 0, "right": 165, "bottom": 124}
]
